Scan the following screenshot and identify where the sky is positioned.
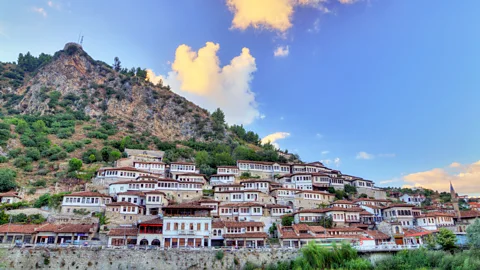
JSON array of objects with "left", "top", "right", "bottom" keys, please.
[{"left": 1, "top": 0, "right": 480, "bottom": 195}]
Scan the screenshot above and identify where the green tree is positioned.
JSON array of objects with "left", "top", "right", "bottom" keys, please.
[
  {"left": 213, "top": 152, "right": 235, "bottom": 167},
  {"left": 211, "top": 108, "right": 225, "bottom": 139},
  {"left": 109, "top": 150, "right": 121, "bottom": 162},
  {"left": 34, "top": 194, "right": 51, "bottom": 208},
  {"left": 25, "top": 147, "right": 41, "bottom": 161},
  {"left": 195, "top": 150, "right": 210, "bottom": 168},
  {"left": 15, "top": 119, "right": 30, "bottom": 134},
  {"left": 344, "top": 184, "right": 357, "bottom": 194},
  {"left": 68, "top": 158, "right": 83, "bottom": 172},
  {"left": 113, "top": 57, "right": 121, "bottom": 72},
  {"left": 0, "top": 168, "right": 17, "bottom": 192},
  {"left": 0, "top": 210, "right": 9, "bottom": 225},
  {"left": 269, "top": 222, "right": 277, "bottom": 236},
  {"left": 359, "top": 193, "right": 368, "bottom": 198},
  {"left": 436, "top": 228, "right": 456, "bottom": 251},
  {"left": 466, "top": 218, "right": 480, "bottom": 248},
  {"left": 135, "top": 67, "right": 147, "bottom": 79},
  {"left": 32, "top": 120, "right": 47, "bottom": 133},
  {"left": 281, "top": 216, "right": 294, "bottom": 226}
]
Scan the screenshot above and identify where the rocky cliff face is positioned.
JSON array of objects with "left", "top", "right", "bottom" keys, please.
[{"left": 11, "top": 43, "right": 214, "bottom": 141}]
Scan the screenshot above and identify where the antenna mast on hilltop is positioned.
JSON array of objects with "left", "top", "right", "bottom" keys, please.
[{"left": 77, "top": 31, "right": 84, "bottom": 46}]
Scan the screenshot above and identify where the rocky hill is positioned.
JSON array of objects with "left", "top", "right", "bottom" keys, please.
[
  {"left": 0, "top": 43, "right": 299, "bottom": 190},
  {"left": 1, "top": 43, "right": 214, "bottom": 141}
]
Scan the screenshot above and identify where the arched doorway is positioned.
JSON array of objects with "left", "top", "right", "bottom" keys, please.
[
  {"left": 139, "top": 239, "right": 148, "bottom": 246},
  {"left": 151, "top": 239, "right": 161, "bottom": 246}
]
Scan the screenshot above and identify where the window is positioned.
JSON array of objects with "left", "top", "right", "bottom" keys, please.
[
  {"left": 166, "top": 223, "right": 170, "bottom": 230},
  {"left": 174, "top": 223, "right": 178, "bottom": 230},
  {"left": 197, "top": 223, "right": 201, "bottom": 231},
  {"left": 205, "top": 223, "right": 209, "bottom": 230}
]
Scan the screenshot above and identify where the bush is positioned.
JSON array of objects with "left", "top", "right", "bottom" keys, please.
[
  {"left": 68, "top": 158, "right": 82, "bottom": 172},
  {"left": 8, "top": 148, "right": 22, "bottom": 158},
  {"left": 215, "top": 251, "right": 224, "bottom": 260},
  {"left": 13, "top": 156, "right": 32, "bottom": 168},
  {"left": 0, "top": 156, "right": 8, "bottom": 163},
  {"left": 0, "top": 168, "right": 17, "bottom": 192},
  {"left": 32, "top": 179, "right": 47, "bottom": 188},
  {"left": 25, "top": 147, "right": 41, "bottom": 161}
]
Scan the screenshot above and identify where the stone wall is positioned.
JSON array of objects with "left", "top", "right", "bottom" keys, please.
[{"left": 0, "top": 248, "right": 299, "bottom": 270}]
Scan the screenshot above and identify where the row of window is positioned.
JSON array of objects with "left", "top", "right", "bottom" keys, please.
[
  {"left": 135, "top": 163, "right": 165, "bottom": 169},
  {"left": 165, "top": 222, "right": 209, "bottom": 231},
  {"left": 171, "top": 165, "right": 195, "bottom": 171},
  {"left": 64, "top": 197, "right": 110, "bottom": 204},
  {"left": 220, "top": 207, "right": 262, "bottom": 214}
]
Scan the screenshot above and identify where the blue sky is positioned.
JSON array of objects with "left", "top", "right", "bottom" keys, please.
[{"left": 1, "top": 1, "right": 479, "bottom": 195}]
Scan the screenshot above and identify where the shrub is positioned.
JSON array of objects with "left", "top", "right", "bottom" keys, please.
[
  {"left": 13, "top": 156, "right": 32, "bottom": 168},
  {"left": 215, "top": 251, "right": 224, "bottom": 260},
  {"left": 0, "top": 156, "right": 8, "bottom": 163},
  {"left": 8, "top": 148, "right": 22, "bottom": 158},
  {"left": 32, "top": 179, "right": 47, "bottom": 188},
  {"left": 68, "top": 158, "right": 82, "bottom": 172},
  {"left": 28, "top": 188, "right": 37, "bottom": 195},
  {"left": 25, "top": 147, "right": 41, "bottom": 161},
  {"left": 0, "top": 168, "right": 17, "bottom": 192}
]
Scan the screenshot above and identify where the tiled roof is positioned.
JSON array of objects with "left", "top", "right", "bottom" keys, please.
[
  {"left": 403, "top": 227, "right": 433, "bottom": 237},
  {"left": 220, "top": 202, "right": 264, "bottom": 207},
  {"left": 144, "top": 190, "right": 166, "bottom": 195},
  {"left": 108, "top": 227, "right": 138, "bottom": 236},
  {"left": 384, "top": 204, "right": 414, "bottom": 209},
  {"left": 240, "top": 179, "right": 272, "bottom": 183},
  {"left": 212, "top": 221, "right": 225, "bottom": 228},
  {"left": 210, "top": 174, "right": 236, "bottom": 177},
  {"left": 0, "top": 191, "right": 22, "bottom": 198},
  {"left": 214, "top": 184, "right": 243, "bottom": 187},
  {"left": 0, "top": 224, "right": 40, "bottom": 234},
  {"left": 162, "top": 203, "right": 212, "bottom": 210},
  {"left": 459, "top": 210, "right": 480, "bottom": 218},
  {"left": 216, "top": 166, "right": 239, "bottom": 169},
  {"left": 365, "top": 230, "right": 390, "bottom": 240},
  {"left": 359, "top": 211, "right": 373, "bottom": 216},
  {"left": 133, "top": 161, "right": 165, "bottom": 164},
  {"left": 327, "top": 227, "right": 364, "bottom": 232},
  {"left": 117, "top": 191, "right": 146, "bottom": 196},
  {"left": 35, "top": 224, "right": 63, "bottom": 232},
  {"left": 223, "top": 232, "right": 268, "bottom": 238},
  {"left": 297, "top": 190, "right": 334, "bottom": 196},
  {"left": 308, "top": 226, "right": 327, "bottom": 233},
  {"left": 55, "top": 224, "right": 94, "bottom": 233},
  {"left": 65, "top": 191, "right": 111, "bottom": 198},
  {"left": 139, "top": 217, "right": 163, "bottom": 225},
  {"left": 98, "top": 167, "right": 140, "bottom": 172},
  {"left": 170, "top": 162, "right": 195, "bottom": 165},
  {"left": 110, "top": 180, "right": 158, "bottom": 185},
  {"left": 223, "top": 221, "right": 264, "bottom": 228},
  {"left": 332, "top": 200, "right": 354, "bottom": 204},
  {"left": 106, "top": 201, "right": 139, "bottom": 207}
]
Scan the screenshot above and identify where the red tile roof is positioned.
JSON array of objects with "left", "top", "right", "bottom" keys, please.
[
  {"left": 223, "top": 221, "right": 264, "bottom": 228},
  {"left": 365, "top": 230, "right": 390, "bottom": 240},
  {"left": 223, "top": 232, "right": 268, "bottom": 239},
  {"left": 65, "top": 191, "right": 111, "bottom": 198},
  {"left": 0, "top": 224, "right": 40, "bottom": 234},
  {"left": 138, "top": 217, "right": 163, "bottom": 225},
  {"left": 117, "top": 191, "right": 145, "bottom": 196},
  {"left": 108, "top": 227, "right": 138, "bottom": 236},
  {"left": 35, "top": 224, "right": 64, "bottom": 232},
  {"left": 106, "top": 201, "right": 139, "bottom": 207}
]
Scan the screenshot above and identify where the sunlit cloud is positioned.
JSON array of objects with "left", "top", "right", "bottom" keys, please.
[
  {"left": 321, "top": 150, "right": 329, "bottom": 155},
  {"left": 261, "top": 132, "right": 291, "bottom": 149},
  {"left": 356, "top": 151, "right": 374, "bottom": 160},
  {"left": 32, "top": 7, "right": 47, "bottom": 17},
  {"left": 147, "top": 42, "right": 260, "bottom": 125},
  {"left": 334, "top": 157, "right": 341, "bottom": 167},
  {"left": 274, "top": 45, "right": 289, "bottom": 57},
  {"left": 402, "top": 160, "right": 480, "bottom": 195},
  {"left": 226, "top": 0, "right": 352, "bottom": 33}
]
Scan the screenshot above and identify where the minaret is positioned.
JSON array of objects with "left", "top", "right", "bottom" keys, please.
[{"left": 450, "top": 181, "right": 461, "bottom": 221}]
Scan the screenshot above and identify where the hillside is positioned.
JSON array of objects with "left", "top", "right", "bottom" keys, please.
[{"left": 0, "top": 43, "right": 300, "bottom": 191}]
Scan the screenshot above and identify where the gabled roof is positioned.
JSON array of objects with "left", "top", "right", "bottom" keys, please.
[
  {"left": 138, "top": 217, "right": 163, "bottom": 225},
  {"left": 108, "top": 227, "right": 138, "bottom": 236},
  {"left": 64, "top": 191, "right": 111, "bottom": 198},
  {"left": 365, "top": 230, "right": 390, "bottom": 240},
  {"left": 0, "top": 224, "right": 40, "bottom": 234},
  {"left": 55, "top": 224, "right": 94, "bottom": 233},
  {"left": 117, "top": 191, "right": 145, "bottom": 196},
  {"left": 223, "top": 221, "right": 264, "bottom": 228},
  {"left": 106, "top": 201, "right": 139, "bottom": 207}
]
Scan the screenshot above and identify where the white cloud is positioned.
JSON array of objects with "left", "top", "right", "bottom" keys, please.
[
  {"left": 316, "top": 133, "right": 323, "bottom": 139},
  {"left": 259, "top": 114, "right": 266, "bottom": 119},
  {"left": 274, "top": 45, "right": 289, "bottom": 57},
  {"left": 47, "top": 1, "right": 61, "bottom": 10},
  {"left": 356, "top": 152, "right": 395, "bottom": 160},
  {"left": 379, "top": 179, "right": 397, "bottom": 185},
  {"left": 147, "top": 42, "right": 260, "bottom": 125},
  {"left": 321, "top": 159, "right": 331, "bottom": 165},
  {"left": 33, "top": 7, "right": 47, "bottom": 17},
  {"left": 321, "top": 150, "right": 329, "bottom": 155},
  {"left": 402, "top": 160, "right": 480, "bottom": 195},
  {"left": 334, "top": 157, "right": 341, "bottom": 167},
  {"left": 308, "top": 18, "right": 321, "bottom": 33},
  {"left": 356, "top": 151, "right": 374, "bottom": 160},
  {"left": 449, "top": 162, "right": 462, "bottom": 168},
  {"left": 261, "top": 132, "right": 291, "bottom": 149},
  {"left": 226, "top": 0, "right": 347, "bottom": 33}
]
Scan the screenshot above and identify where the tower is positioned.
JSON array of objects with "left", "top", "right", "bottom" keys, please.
[{"left": 450, "top": 181, "right": 461, "bottom": 221}]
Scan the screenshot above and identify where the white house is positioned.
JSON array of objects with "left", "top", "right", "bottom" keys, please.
[
  {"left": 400, "top": 194, "right": 426, "bottom": 206},
  {"left": 236, "top": 160, "right": 290, "bottom": 179},
  {"left": 61, "top": 191, "right": 112, "bottom": 215},
  {"left": 0, "top": 191, "right": 22, "bottom": 204},
  {"left": 382, "top": 204, "right": 414, "bottom": 228},
  {"left": 168, "top": 162, "right": 196, "bottom": 179},
  {"left": 209, "top": 174, "right": 236, "bottom": 186},
  {"left": 162, "top": 204, "right": 213, "bottom": 248},
  {"left": 216, "top": 166, "right": 239, "bottom": 175},
  {"left": 133, "top": 161, "right": 166, "bottom": 176},
  {"left": 94, "top": 167, "right": 153, "bottom": 185}
]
